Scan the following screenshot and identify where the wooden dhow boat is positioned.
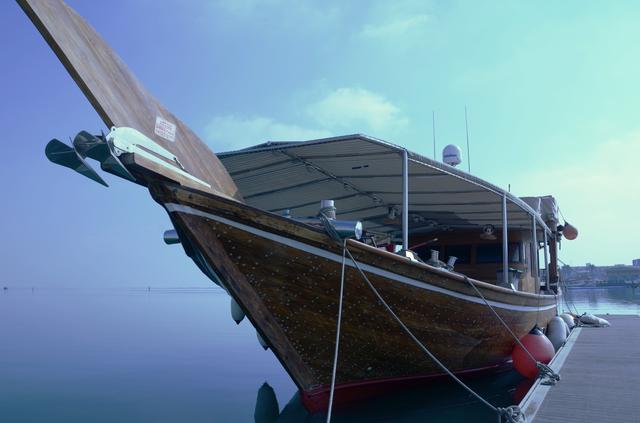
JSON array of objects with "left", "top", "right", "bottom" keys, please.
[{"left": 18, "top": 0, "right": 574, "bottom": 412}]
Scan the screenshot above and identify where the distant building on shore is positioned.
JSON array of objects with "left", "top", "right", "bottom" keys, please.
[
  {"left": 606, "top": 266, "right": 640, "bottom": 285},
  {"left": 562, "top": 261, "right": 640, "bottom": 286}
]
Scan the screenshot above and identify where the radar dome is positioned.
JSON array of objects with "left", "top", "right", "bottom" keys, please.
[{"left": 442, "top": 144, "right": 462, "bottom": 167}]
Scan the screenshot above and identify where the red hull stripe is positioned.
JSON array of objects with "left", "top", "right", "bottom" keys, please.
[{"left": 301, "top": 362, "right": 512, "bottom": 412}]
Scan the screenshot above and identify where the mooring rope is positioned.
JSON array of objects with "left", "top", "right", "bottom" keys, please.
[
  {"left": 556, "top": 258, "right": 580, "bottom": 316},
  {"left": 339, "top": 246, "right": 525, "bottom": 423},
  {"left": 318, "top": 212, "right": 342, "bottom": 242},
  {"left": 463, "top": 277, "right": 560, "bottom": 386},
  {"left": 560, "top": 277, "right": 580, "bottom": 316},
  {"left": 553, "top": 260, "right": 611, "bottom": 330},
  {"left": 326, "top": 239, "right": 348, "bottom": 423}
]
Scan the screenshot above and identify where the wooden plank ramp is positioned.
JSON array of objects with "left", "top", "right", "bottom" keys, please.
[{"left": 520, "top": 315, "right": 640, "bottom": 422}]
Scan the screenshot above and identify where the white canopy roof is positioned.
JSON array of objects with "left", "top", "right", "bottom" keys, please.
[{"left": 217, "top": 134, "right": 551, "bottom": 239}]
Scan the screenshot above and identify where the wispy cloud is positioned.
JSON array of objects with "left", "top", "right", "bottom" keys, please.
[
  {"left": 212, "top": 0, "right": 280, "bottom": 15},
  {"left": 204, "top": 115, "right": 332, "bottom": 151},
  {"left": 513, "top": 131, "right": 640, "bottom": 265},
  {"left": 360, "top": 14, "right": 430, "bottom": 39},
  {"left": 308, "top": 87, "right": 409, "bottom": 133},
  {"left": 210, "top": 0, "right": 341, "bottom": 30},
  {"left": 205, "top": 87, "right": 408, "bottom": 151}
]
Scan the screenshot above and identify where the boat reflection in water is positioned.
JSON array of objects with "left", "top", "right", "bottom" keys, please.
[{"left": 256, "top": 370, "right": 529, "bottom": 423}]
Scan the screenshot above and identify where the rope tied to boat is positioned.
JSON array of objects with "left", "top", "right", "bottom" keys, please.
[
  {"left": 326, "top": 240, "right": 523, "bottom": 423},
  {"left": 462, "top": 277, "right": 561, "bottom": 385},
  {"left": 325, "top": 239, "right": 348, "bottom": 423},
  {"left": 557, "top": 258, "right": 580, "bottom": 316},
  {"left": 318, "top": 210, "right": 342, "bottom": 242}
]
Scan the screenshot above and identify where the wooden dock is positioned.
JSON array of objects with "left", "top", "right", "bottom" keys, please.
[{"left": 520, "top": 315, "right": 640, "bottom": 422}]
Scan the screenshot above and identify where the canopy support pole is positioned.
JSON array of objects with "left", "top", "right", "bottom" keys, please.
[
  {"left": 502, "top": 194, "right": 509, "bottom": 287},
  {"left": 532, "top": 216, "right": 539, "bottom": 293},
  {"left": 402, "top": 149, "right": 409, "bottom": 251},
  {"left": 549, "top": 235, "right": 559, "bottom": 293},
  {"left": 543, "top": 229, "right": 549, "bottom": 292}
]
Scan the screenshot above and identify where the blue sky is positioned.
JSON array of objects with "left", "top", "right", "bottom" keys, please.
[{"left": 1, "top": 0, "right": 639, "bottom": 287}]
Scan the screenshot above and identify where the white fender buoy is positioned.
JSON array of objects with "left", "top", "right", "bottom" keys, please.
[
  {"left": 559, "top": 313, "right": 576, "bottom": 330},
  {"left": 579, "top": 313, "right": 610, "bottom": 326},
  {"left": 546, "top": 316, "right": 568, "bottom": 352},
  {"left": 257, "top": 331, "right": 269, "bottom": 350},
  {"left": 230, "top": 297, "right": 245, "bottom": 324},
  {"left": 580, "top": 314, "right": 598, "bottom": 325}
]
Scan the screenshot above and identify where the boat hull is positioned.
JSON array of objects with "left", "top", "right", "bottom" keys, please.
[
  {"left": 150, "top": 183, "right": 557, "bottom": 410},
  {"left": 300, "top": 362, "right": 513, "bottom": 412}
]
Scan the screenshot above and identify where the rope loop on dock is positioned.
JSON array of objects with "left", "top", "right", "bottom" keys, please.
[
  {"left": 537, "top": 362, "right": 561, "bottom": 385},
  {"left": 462, "top": 277, "right": 561, "bottom": 384},
  {"left": 498, "top": 405, "right": 527, "bottom": 423}
]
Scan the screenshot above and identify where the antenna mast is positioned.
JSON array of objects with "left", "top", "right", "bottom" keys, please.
[
  {"left": 465, "top": 105, "right": 471, "bottom": 173},
  {"left": 432, "top": 110, "right": 436, "bottom": 160}
]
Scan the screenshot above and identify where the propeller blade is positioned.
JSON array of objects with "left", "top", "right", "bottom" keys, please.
[
  {"left": 45, "top": 139, "right": 108, "bottom": 187},
  {"left": 72, "top": 131, "right": 136, "bottom": 182},
  {"left": 73, "top": 130, "right": 110, "bottom": 162},
  {"left": 100, "top": 154, "right": 136, "bottom": 182}
]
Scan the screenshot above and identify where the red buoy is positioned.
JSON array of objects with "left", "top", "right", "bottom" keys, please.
[
  {"left": 562, "top": 221, "right": 578, "bottom": 240},
  {"left": 512, "top": 327, "right": 555, "bottom": 379}
]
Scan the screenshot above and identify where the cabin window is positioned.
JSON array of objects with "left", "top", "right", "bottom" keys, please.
[
  {"left": 511, "top": 243, "right": 522, "bottom": 263},
  {"left": 445, "top": 245, "right": 471, "bottom": 264},
  {"left": 476, "top": 243, "right": 522, "bottom": 264}
]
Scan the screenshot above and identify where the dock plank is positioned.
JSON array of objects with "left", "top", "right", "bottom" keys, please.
[{"left": 533, "top": 315, "right": 640, "bottom": 423}]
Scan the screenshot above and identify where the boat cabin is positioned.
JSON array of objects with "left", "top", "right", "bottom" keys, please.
[
  {"left": 410, "top": 228, "right": 538, "bottom": 292},
  {"left": 217, "top": 134, "right": 563, "bottom": 294}
]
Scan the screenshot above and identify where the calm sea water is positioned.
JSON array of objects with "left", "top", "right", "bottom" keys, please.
[
  {"left": 561, "top": 285, "right": 640, "bottom": 315},
  {"left": 1, "top": 285, "right": 638, "bottom": 422}
]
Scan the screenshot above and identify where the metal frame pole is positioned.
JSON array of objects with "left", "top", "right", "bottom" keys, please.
[
  {"left": 402, "top": 149, "right": 409, "bottom": 251},
  {"left": 543, "top": 229, "right": 549, "bottom": 291},
  {"left": 549, "top": 234, "right": 559, "bottom": 293},
  {"left": 532, "top": 216, "right": 539, "bottom": 292},
  {"left": 502, "top": 194, "right": 509, "bottom": 286}
]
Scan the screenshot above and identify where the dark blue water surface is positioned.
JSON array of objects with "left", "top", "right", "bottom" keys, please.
[{"left": 1, "top": 285, "right": 637, "bottom": 422}]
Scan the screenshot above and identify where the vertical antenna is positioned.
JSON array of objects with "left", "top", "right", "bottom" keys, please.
[
  {"left": 465, "top": 105, "right": 471, "bottom": 173},
  {"left": 432, "top": 110, "right": 436, "bottom": 160}
]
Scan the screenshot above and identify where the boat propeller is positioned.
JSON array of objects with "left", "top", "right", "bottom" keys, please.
[
  {"left": 45, "top": 130, "right": 136, "bottom": 186},
  {"left": 45, "top": 138, "right": 108, "bottom": 187}
]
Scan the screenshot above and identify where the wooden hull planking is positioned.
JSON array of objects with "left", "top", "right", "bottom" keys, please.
[{"left": 150, "top": 183, "right": 557, "bottom": 409}]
